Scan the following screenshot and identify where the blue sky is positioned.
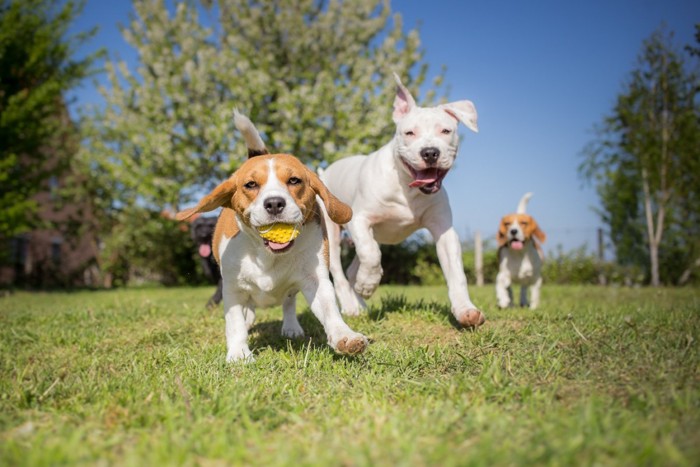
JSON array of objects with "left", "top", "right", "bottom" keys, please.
[{"left": 69, "top": 0, "right": 700, "bottom": 255}]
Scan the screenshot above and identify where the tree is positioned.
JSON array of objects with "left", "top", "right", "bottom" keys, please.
[
  {"left": 0, "top": 0, "right": 99, "bottom": 241},
  {"left": 78, "top": 0, "right": 445, "bottom": 284},
  {"left": 581, "top": 26, "right": 700, "bottom": 285}
]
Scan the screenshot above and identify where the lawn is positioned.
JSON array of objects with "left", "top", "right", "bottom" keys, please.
[{"left": 0, "top": 284, "right": 698, "bottom": 466}]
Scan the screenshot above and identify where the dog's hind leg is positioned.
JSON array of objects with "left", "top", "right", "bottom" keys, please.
[
  {"left": 519, "top": 286, "right": 529, "bottom": 308},
  {"left": 327, "top": 222, "right": 366, "bottom": 316},
  {"left": 281, "top": 293, "right": 304, "bottom": 338}
]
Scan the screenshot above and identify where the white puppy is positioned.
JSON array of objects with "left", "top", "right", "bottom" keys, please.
[
  {"left": 320, "top": 73, "right": 485, "bottom": 328},
  {"left": 495, "top": 193, "right": 547, "bottom": 309},
  {"left": 177, "top": 112, "right": 368, "bottom": 362}
]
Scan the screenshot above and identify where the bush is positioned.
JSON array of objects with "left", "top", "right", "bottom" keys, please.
[
  {"left": 100, "top": 208, "right": 207, "bottom": 287},
  {"left": 543, "top": 245, "right": 645, "bottom": 286}
]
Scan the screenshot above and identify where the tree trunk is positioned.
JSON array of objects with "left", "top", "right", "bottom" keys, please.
[
  {"left": 678, "top": 257, "right": 700, "bottom": 285},
  {"left": 641, "top": 167, "right": 661, "bottom": 286}
]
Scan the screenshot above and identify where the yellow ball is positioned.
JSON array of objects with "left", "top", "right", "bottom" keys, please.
[{"left": 257, "top": 223, "right": 300, "bottom": 243}]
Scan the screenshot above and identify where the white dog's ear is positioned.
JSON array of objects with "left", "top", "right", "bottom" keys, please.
[
  {"left": 439, "top": 100, "right": 479, "bottom": 133},
  {"left": 392, "top": 72, "right": 416, "bottom": 122}
]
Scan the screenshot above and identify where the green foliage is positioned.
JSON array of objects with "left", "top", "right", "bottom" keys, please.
[
  {"left": 0, "top": 0, "right": 99, "bottom": 240},
  {"left": 463, "top": 248, "right": 500, "bottom": 284},
  {"left": 580, "top": 25, "right": 700, "bottom": 285},
  {"left": 99, "top": 208, "right": 206, "bottom": 287},
  {"left": 77, "top": 0, "right": 444, "bottom": 286},
  {"left": 542, "top": 245, "right": 645, "bottom": 286},
  {"left": 1, "top": 285, "right": 698, "bottom": 464}
]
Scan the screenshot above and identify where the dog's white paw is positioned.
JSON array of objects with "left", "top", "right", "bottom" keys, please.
[
  {"left": 226, "top": 346, "right": 254, "bottom": 363},
  {"left": 329, "top": 331, "right": 368, "bottom": 356},
  {"left": 353, "top": 265, "right": 382, "bottom": 298},
  {"left": 281, "top": 322, "right": 305, "bottom": 339}
]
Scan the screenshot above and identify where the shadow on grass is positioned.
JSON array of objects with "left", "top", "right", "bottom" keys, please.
[
  {"left": 248, "top": 309, "right": 364, "bottom": 360},
  {"left": 367, "top": 293, "right": 473, "bottom": 331}
]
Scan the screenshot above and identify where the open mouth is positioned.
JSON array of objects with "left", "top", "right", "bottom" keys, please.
[
  {"left": 198, "top": 243, "right": 212, "bottom": 258},
  {"left": 401, "top": 159, "right": 449, "bottom": 194},
  {"left": 263, "top": 239, "right": 295, "bottom": 254},
  {"left": 508, "top": 239, "right": 524, "bottom": 250}
]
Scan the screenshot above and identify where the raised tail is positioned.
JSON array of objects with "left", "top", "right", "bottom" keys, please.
[
  {"left": 516, "top": 192, "right": 533, "bottom": 214},
  {"left": 233, "top": 109, "right": 269, "bottom": 158}
]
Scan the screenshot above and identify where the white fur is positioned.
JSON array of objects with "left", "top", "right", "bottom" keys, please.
[
  {"left": 218, "top": 161, "right": 366, "bottom": 362},
  {"left": 320, "top": 74, "right": 483, "bottom": 324}
]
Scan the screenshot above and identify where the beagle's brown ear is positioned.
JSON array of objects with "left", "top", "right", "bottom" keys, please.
[
  {"left": 497, "top": 217, "right": 508, "bottom": 247},
  {"left": 308, "top": 169, "right": 352, "bottom": 225},
  {"left": 532, "top": 221, "right": 546, "bottom": 244},
  {"left": 176, "top": 178, "right": 236, "bottom": 221}
]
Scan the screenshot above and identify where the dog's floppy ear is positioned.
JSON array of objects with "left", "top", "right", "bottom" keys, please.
[
  {"left": 307, "top": 169, "right": 352, "bottom": 225},
  {"left": 497, "top": 217, "right": 509, "bottom": 247},
  {"left": 532, "top": 221, "right": 546, "bottom": 244},
  {"left": 176, "top": 178, "right": 236, "bottom": 221},
  {"left": 439, "top": 100, "right": 478, "bottom": 133},
  {"left": 392, "top": 72, "right": 416, "bottom": 123}
]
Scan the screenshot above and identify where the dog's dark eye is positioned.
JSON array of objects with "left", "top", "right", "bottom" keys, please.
[
  {"left": 441, "top": 128, "right": 452, "bottom": 135},
  {"left": 404, "top": 130, "right": 415, "bottom": 136},
  {"left": 244, "top": 181, "right": 258, "bottom": 189},
  {"left": 288, "top": 177, "right": 302, "bottom": 185},
  {"left": 521, "top": 222, "right": 529, "bottom": 226}
]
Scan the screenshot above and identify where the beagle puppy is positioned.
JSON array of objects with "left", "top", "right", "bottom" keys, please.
[
  {"left": 495, "top": 192, "right": 546, "bottom": 309},
  {"left": 177, "top": 112, "right": 368, "bottom": 362}
]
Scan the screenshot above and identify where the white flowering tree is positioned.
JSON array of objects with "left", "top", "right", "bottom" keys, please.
[{"left": 77, "top": 0, "right": 445, "bottom": 283}]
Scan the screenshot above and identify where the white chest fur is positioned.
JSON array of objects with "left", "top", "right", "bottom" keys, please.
[{"left": 218, "top": 223, "right": 323, "bottom": 307}]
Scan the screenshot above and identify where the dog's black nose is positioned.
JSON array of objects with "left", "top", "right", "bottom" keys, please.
[
  {"left": 420, "top": 147, "right": 440, "bottom": 164},
  {"left": 264, "top": 196, "right": 286, "bottom": 215},
  {"left": 510, "top": 228, "right": 518, "bottom": 235}
]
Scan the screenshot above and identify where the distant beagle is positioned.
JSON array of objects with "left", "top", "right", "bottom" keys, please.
[
  {"left": 496, "top": 193, "right": 546, "bottom": 309},
  {"left": 177, "top": 111, "right": 368, "bottom": 362}
]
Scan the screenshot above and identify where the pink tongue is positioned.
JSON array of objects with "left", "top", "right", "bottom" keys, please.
[
  {"left": 510, "top": 241, "right": 524, "bottom": 250},
  {"left": 409, "top": 168, "right": 439, "bottom": 187},
  {"left": 199, "top": 244, "right": 211, "bottom": 257},
  {"left": 267, "top": 241, "right": 291, "bottom": 251}
]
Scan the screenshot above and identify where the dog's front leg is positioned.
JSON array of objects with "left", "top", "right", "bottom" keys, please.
[
  {"left": 529, "top": 277, "right": 542, "bottom": 309},
  {"left": 223, "top": 287, "right": 254, "bottom": 363},
  {"left": 346, "top": 215, "right": 383, "bottom": 299},
  {"left": 207, "top": 279, "right": 223, "bottom": 310},
  {"left": 429, "top": 222, "right": 485, "bottom": 328},
  {"left": 301, "top": 278, "right": 368, "bottom": 356},
  {"left": 496, "top": 271, "right": 512, "bottom": 308},
  {"left": 281, "top": 293, "right": 304, "bottom": 338}
]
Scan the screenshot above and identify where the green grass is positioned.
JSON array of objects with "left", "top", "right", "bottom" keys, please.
[{"left": 1, "top": 284, "right": 698, "bottom": 466}]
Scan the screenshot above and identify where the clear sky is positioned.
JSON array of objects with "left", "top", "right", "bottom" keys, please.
[{"left": 69, "top": 0, "right": 700, "bottom": 255}]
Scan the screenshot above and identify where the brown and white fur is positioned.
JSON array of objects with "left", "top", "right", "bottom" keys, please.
[
  {"left": 177, "top": 111, "right": 368, "bottom": 362},
  {"left": 496, "top": 193, "right": 546, "bottom": 309}
]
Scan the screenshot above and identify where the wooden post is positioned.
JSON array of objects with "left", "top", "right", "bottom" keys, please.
[
  {"left": 474, "top": 230, "right": 484, "bottom": 286},
  {"left": 597, "top": 228, "right": 607, "bottom": 286}
]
